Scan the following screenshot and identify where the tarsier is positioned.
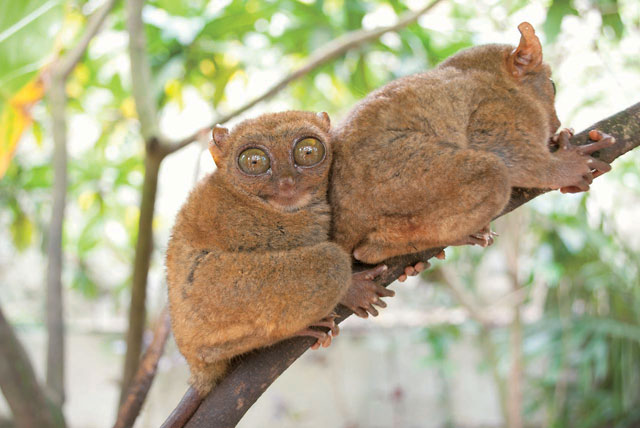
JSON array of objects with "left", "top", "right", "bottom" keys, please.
[
  {"left": 166, "top": 111, "right": 392, "bottom": 396},
  {"left": 330, "top": 22, "right": 615, "bottom": 266}
]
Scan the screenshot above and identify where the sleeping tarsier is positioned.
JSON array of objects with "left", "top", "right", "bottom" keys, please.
[
  {"left": 330, "top": 22, "right": 615, "bottom": 266},
  {"left": 166, "top": 111, "right": 392, "bottom": 396}
]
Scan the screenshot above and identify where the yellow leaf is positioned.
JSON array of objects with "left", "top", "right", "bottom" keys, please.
[
  {"left": 73, "top": 62, "right": 90, "bottom": 84},
  {"left": 66, "top": 80, "right": 83, "bottom": 98},
  {"left": 78, "top": 190, "right": 96, "bottom": 211},
  {"left": 120, "top": 97, "right": 137, "bottom": 119},
  {"left": 199, "top": 59, "right": 215, "bottom": 76},
  {"left": 0, "top": 75, "right": 45, "bottom": 178},
  {"left": 164, "top": 79, "right": 183, "bottom": 109}
]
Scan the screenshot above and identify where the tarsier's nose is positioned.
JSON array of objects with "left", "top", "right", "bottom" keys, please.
[{"left": 278, "top": 176, "right": 296, "bottom": 194}]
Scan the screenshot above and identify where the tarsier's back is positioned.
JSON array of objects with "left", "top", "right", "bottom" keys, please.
[{"left": 329, "top": 22, "right": 608, "bottom": 265}]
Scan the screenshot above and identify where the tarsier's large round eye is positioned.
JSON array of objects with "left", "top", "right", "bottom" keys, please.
[
  {"left": 293, "top": 137, "right": 325, "bottom": 167},
  {"left": 238, "top": 148, "right": 270, "bottom": 175},
  {"left": 550, "top": 78, "right": 556, "bottom": 95}
]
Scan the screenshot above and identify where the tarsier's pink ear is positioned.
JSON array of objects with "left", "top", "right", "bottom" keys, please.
[
  {"left": 507, "top": 22, "right": 543, "bottom": 78},
  {"left": 316, "top": 112, "right": 330, "bottom": 130},
  {"left": 209, "top": 125, "right": 229, "bottom": 166}
]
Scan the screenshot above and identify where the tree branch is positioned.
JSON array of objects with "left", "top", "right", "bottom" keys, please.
[
  {"left": 0, "top": 303, "right": 65, "bottom": 428},
  {"left": 161, "top": 0, "right": 444, "bottom": 157},
  {"left": 119, "top": 0, "right": 165, "bottom": 405},
  {"left": 179, "top": 101, "right": 640, "bottom": 427},
  {"left": 44, "top": 0, "right": 117, "bottom": 407},
  {"left": 113, "top": 308, "right": 171, "bottom": 428},
  {"left": 56, "top": 0, "right": 117, "bottom": 79},
  {"left": 126, "top": 0, "right": 159, "bottom": 142}
]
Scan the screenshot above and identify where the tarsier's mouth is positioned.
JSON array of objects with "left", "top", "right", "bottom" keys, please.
[{"left": 266, "top": 191, "right": 313, "bottom": 212}]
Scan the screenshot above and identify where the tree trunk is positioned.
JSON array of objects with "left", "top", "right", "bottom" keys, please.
[
  {"left": 45, "top": 76, "right": 67, "bottom": 407},
  {"left": 0, "top": 303, "right": 65, "bottom": 428}
]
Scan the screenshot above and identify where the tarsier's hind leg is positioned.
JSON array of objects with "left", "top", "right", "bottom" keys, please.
[
  {"left": 187, "top": 358, "right": 229, "bottom": 396},
  {"left": 354, "top": 150, "right": 511, "bottom": 264}
]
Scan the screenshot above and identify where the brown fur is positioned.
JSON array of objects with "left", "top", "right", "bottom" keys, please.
[
  {"left": 330, "top": 23, "right": 594, "bottom": 264},
  {"left": 166, "top": 111, "right": 352, "bottom": 395}
]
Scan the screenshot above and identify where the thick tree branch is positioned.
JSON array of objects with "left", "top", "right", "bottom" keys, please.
[
  {"left": 113, "top": 308, "right": 171, "bottom": 428},
  {"left": 161, "top": 0, "right": 444, "bottom": 157},
  {"left": 180, "top": 101, "right": 640, "bottom": 428}
]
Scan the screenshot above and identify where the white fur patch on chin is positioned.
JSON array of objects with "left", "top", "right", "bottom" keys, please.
[{"left": 267, "top": 192, "right": 313, "bottom": 212}]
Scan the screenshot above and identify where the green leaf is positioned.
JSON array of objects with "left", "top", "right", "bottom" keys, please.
[
  {"left": 598, "top": 0, "right": 624, "bottom": 39},
  {"left": 10, "top": 210, "right": 34, "bottom": 251},
  {"left": 544, "top": 0, "right": 579, "bottom": 43},
  {"left": 0, "top": 0, "right": 63, "bottom": 98}
]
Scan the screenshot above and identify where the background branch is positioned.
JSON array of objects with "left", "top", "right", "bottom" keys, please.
[
  {"left": 119, "top": 0, "right": 164, "bottom": 404},
  {"left": 45, "top": 0, "right": 117, "bottom": 407},
  {"left": 180, "top": 101, "right": 640, "bottom": 427},
  {"left": 162, "top": 0, "right": 444, "bottom": 156},
  {"left": 114, "top": 308, "right": 171, "bottom": 428},
  {"left": 0, "top": 303, "right": 65, "bottom": 428}
]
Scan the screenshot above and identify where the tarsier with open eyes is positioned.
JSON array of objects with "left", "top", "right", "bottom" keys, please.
[
  {"left": 330, "top": 22, "right": 615, "bottom": 269},
  {"left": 166, "top": 111, "right": 392, "bottom": 397}
]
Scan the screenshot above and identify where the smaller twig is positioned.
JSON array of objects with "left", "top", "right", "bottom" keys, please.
[
  {"left": 437, "top": 265, "right": 491, "bottom": 326},
  {"left": 113, "top": 308, "right": 172, "bottom": 428},
  {"left": 162, "top": 0, "right": 444, "bottom": 157},
  {"left": 55, "top": 0, "right": 117, "bottom": 79}
]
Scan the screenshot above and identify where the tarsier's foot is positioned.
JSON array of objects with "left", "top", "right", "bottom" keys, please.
[
  {"left": 398, "top": 261, "right": 431, "bottom": 283},
  {"left": 548, "top": 127, "right": 574, "bottom": 150},
  {"left": 551, "top": 129, "right": 614, "bottom": 193},
  {"left": 340, "top": 264, "right": 394, "bottom": 318},
  {"left": 297, "top": 313, "right": 339, "bottom": 350},
  {"left": 352, "top": 243, "right": 387, "bottom": 265},
  {"left": 451, "top": 225, "right": 498, "bottom": 248}
]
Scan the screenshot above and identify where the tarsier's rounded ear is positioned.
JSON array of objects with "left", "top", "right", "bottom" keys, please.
[
  {"left": 507, "top": 22, "right": 543, "bottom": 79},
  {"left": 209, "top": 125, "right": 229, "bottom": 166},
  {"left": 316, "top": 111, "right": 330, "bottom": 130}
]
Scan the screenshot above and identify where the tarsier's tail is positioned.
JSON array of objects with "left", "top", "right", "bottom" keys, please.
[{"left": 160, "top": 359, "right": 229, "bottom": 428}]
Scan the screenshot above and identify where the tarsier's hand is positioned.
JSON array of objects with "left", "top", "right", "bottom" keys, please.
[
  {"left": 341, "top": 264, "right": 394, "bottom": 318},
  {"left": 296, "top": 313, "right": 340, "bottom": 350},
  {"left": 550, "top": 129, "right": 615, "bottom": 193}
]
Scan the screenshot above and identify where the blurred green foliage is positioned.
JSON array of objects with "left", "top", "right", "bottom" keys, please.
[{"left": 0, "top": 0, "right": 639, "bottom": 426}]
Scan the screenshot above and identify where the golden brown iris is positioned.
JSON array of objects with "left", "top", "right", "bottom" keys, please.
[
  {"left": 238, "top": 148, "right": 270, "bottom": 175},
  {"left": 293, "top": 137, "right": 325, "bottom": 167}
]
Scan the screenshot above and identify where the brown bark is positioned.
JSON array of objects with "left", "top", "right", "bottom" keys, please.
[
  {"left": 0, "top": 303, "right": 65, "bottom": 428},
  {"left": 114, "top": 308, "right": 171, "bottom": 428},
  {"left": 45, "top": 73, "right": 68, "bottom": 408},
  {"left": 119, "top": 152, "right": 161, "bottom": 402},
  {"left": 178, "top": 102, "right": 640, "bottom": 428}
]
